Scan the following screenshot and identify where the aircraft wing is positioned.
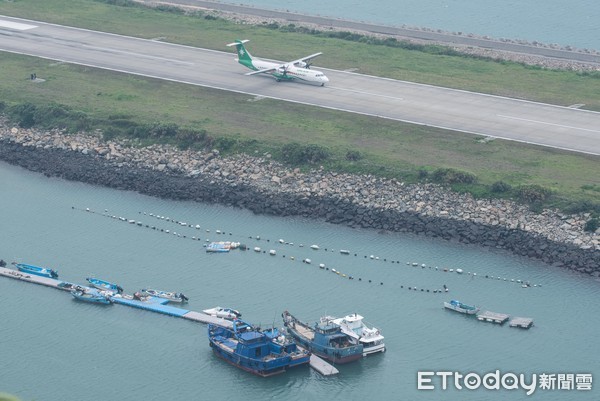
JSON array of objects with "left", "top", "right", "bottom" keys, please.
[
  {"left": 245, "top": 67, "right": 278, "bottom": 76},
  {"left": 289, "top": 52, "right": 323, "bottom": 66}
]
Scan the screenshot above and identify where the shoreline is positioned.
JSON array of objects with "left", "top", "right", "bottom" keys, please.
[
  {"left": 139, "top": 0, "right": 600, "bottom": 71},
  {"left": 1, "top": 121, "right": 598, "bottom": 276}
]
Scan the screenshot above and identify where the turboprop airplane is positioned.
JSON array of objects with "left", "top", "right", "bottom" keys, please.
[{"left": 226, "top": 40, "right": 329, "bottom": 86}]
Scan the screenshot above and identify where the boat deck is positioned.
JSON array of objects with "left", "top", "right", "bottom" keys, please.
[
  {"left": 294, "top": 323, "right": 315, "bottom": 341},
  {"left": 476, "top": 311, "right": 510, "bottom": 324},
  {"left": 509, "top": 317, "right": 534, "bottom": 329}
]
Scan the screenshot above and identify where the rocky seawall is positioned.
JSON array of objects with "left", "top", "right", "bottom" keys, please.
[{"left": 1, "top": 122, "right": 598, "bottom": 275}]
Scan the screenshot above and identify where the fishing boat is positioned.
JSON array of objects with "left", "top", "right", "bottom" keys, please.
[
  {"left": 282, "top": 311, "right": 363, "bottom": 364},
  {"left": 321, "top": 313, "right": 386, "bottom": 356},
  {"left": 202, "top": 306, "right": 242, "bottom": 320},
  {"left": 140, "top": 288, "right": 188, "bottom": 303},
  {"left": 444, "top": 300, "right": 480, "bottom": 315},
  {"left": 208, "top": 319, "right": 310, "bottom": 377},
  {"left": 15, "top": 263, "right": 58, "bottom": 279},
  {"left": 71, "top": 287, "right": 112, "bottom": 305},
  {"left": 86, "top": 277, "right": 123, "bottom": 294}
]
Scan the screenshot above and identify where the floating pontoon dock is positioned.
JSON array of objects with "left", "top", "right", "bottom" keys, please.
[
  {"left": 309, "top": 354, "right": 339, "bottom": 376},
  {"left": 1, "top": 266, "right": 339, "bottom": 374},
  {"left": 476, "top": 311, "right": 510, "bottom": 324},
  {"left": 509, "top": 317, "right": 534, "bottom": 329}
]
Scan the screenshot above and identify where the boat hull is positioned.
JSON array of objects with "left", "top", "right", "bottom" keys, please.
[
  {"left": 86, "top": 278, "right": 122, "bottom": 294},
  {"left": 283, "top": 313, "right": 363, "bottom": 364},
  {"left": 140, "top": 289, "right": 186, "bottom": 303},
  {"left": 289, "top": 333, "right": 362, "bottom": 364},
  {"left": 209, "top": 341, "right": 287, "bottom": 377},
  {"left": 16, "top": 263, "right": 58, "bottom": 279},
  {"left": 444, "top": 301, "right": 479, "bottom": 315},
  {"left": 208, "top": 321, "right": 306, "bottom": 377},
  {"left": 71, "top": 290, "right": 112, "bottom": 305}
]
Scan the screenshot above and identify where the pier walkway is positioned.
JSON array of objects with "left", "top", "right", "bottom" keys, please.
[{"left": 0, "top": 266, "right": 340, "bottom": 373}]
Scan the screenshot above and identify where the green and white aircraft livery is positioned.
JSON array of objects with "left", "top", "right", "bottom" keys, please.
[{"left": 226, "top": 40, "right": 329, "bottom": 86}]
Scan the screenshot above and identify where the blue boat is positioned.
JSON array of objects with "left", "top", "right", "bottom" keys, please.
[
  {"left": 16, "top": 263, "right": 59, "bottom": 279},
  {"left": 71, "top": 287, "right": 112, "bottom": 305},
  {"left": 86, "top": 277, "right": 123, "bottom": 294},
  {"left": 208, "top": 319, "right": 310, "bottom": 377},
  {"left": 282, "top": 311, "right": 363, "bottom": 364}
]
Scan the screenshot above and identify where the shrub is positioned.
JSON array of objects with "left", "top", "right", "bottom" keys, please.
[
  {"left": 345, "top": 150, "right": 362, "bottom": 161},
  {"left": 491, "top": 181, "right": 512, "bottom": 193},
  {"left": 214, "top": 136, "right": 237, "bottom": 152},
  {"left": 132, "top": 122, "right": 179, "bottom": 139},
  {"left": 563, "top": 200, "right": 600, "bottom": 215},
  {"left": 417, "top": 169, "right": 429, "bottom": 179},
  {"left": 281, "top": 143, "right": 331, "bottom": 165},
  {"left": 431, "top": 168, "right": 477, "bottom": 184},
  {"left": 517, "top": 184, "right": 551, "bottom": 203},
  {"left": 8, "top": 102, "right": 37, "bottom": 128}
]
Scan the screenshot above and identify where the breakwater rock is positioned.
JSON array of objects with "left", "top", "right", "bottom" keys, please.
[{"left": 1, "top": 123, "right": 598, "bottom": 275}]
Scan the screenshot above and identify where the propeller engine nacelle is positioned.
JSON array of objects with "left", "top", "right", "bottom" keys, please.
[
  {"left": 278, "top": 64, "right": 291, "bottom": 75},
  {"left": 295, "top": 61, "right": 308, "bottom": 68}
]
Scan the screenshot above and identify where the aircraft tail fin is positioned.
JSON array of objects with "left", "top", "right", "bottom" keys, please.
[{"left": 226, "top": 39, "right": 252, "bottom": 63}]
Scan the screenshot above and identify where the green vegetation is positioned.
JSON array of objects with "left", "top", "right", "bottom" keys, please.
[{"left": 0, "top": 0, "right": 599, "bottom": 214}]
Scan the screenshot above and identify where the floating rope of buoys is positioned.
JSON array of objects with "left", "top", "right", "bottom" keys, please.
[{"left": 75, "top": 207, "right": 543, "bottom": 291}]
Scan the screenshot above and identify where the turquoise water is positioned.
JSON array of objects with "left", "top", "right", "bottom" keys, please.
[
  {"left": 236, "top": 0, "right": 600, "bottom": 50},
  {"left": 1, "top": 160, "right": 599, "bottom": 401}
]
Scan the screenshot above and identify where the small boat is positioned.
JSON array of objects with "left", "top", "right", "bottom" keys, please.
[
  {"left": 282, "top": 311, "right": 363, "bottom": 364},
  {"left": 321, "top": 313, "right": 385, "bottom": 356},
  {"left": 202, "top": 306, "right": 242, "bottom": 320},
  {"left": 140, "top": 288, "right": 188, "bottom": 303},
  {"left": 456, "top": 268, "right": 464, "bottom": 274},
  {"left": 71, "top": 287, "right": 112, "bottom": 305},
  {"left": 15, "top": 263, "right": 58, "bottom": 279},
  {"left": 208, "top": 319, "right": 310, "bottom": 377},
  {"left": 339, "top": 249, "right": 350, "bottom": 255},
  {"left": 206, "top": 241, "right": 240, "bottom": 253},
  {"left": 310, "top": 244, "right": 320, "bottom": 250},
  {"left": 444, "top": 300, "right": 480, "bottom": 315},
  {"left": 86, "top": 277, "right": 123, "bottom": 294}
]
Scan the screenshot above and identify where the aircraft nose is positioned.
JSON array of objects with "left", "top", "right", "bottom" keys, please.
[{"left": 323, "top": 75, "right": 329, "bottom": 83}]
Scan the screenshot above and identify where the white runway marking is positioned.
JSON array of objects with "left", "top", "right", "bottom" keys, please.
[
  {"left": 329, "top": 86, "right": 403, "bottom": 101},
  {"left": 498, "top": 114, "right": 600, "bottom": 133},
  {"left": 0, "top": 20, "right": 38, "bottom": 30}
]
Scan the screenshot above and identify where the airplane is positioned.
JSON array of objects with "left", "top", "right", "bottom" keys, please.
[{"left": 226, "top": 39, "right": 329, "bottom": 86}]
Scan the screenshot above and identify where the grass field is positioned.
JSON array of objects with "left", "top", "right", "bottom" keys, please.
[{"left": 0, "top": 0, "right": 599, "bottom": 212}]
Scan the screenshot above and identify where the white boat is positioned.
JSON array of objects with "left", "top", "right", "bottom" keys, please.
[
  {"left": 310, "top": 244, "right": 320, "bottom": 250},
  {"left": 444, "top": 300, "right": 480, "bottom": 315},
  {"left": 140, "top": 288, "right": 189, "bottom": 303},
  {"left": 202, "top": 306, "right": 242, "bottom": 320},
  {"left": 321, "top": 313, "right": 385, "bottom": 356}
]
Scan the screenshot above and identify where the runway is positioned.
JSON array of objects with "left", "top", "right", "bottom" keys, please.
[{"left": 1, "top": 15, "right": 599, "bottom": 155}]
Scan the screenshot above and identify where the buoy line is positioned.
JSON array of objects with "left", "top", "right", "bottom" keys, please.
[{"left": 73, "top": 207, "right": 543, "bottom": 290}]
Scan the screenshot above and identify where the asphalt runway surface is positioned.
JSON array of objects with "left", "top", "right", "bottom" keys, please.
[{"left": 1, "top": 15, "right": 599, "bottom": 155}]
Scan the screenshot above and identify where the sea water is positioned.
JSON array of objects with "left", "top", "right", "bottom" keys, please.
[
  {"left": 236, "top": 0, "right": 600, "bottom": 51},
  {"left": 0, "top": 160, "right": 598, "bottom": 401}
]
